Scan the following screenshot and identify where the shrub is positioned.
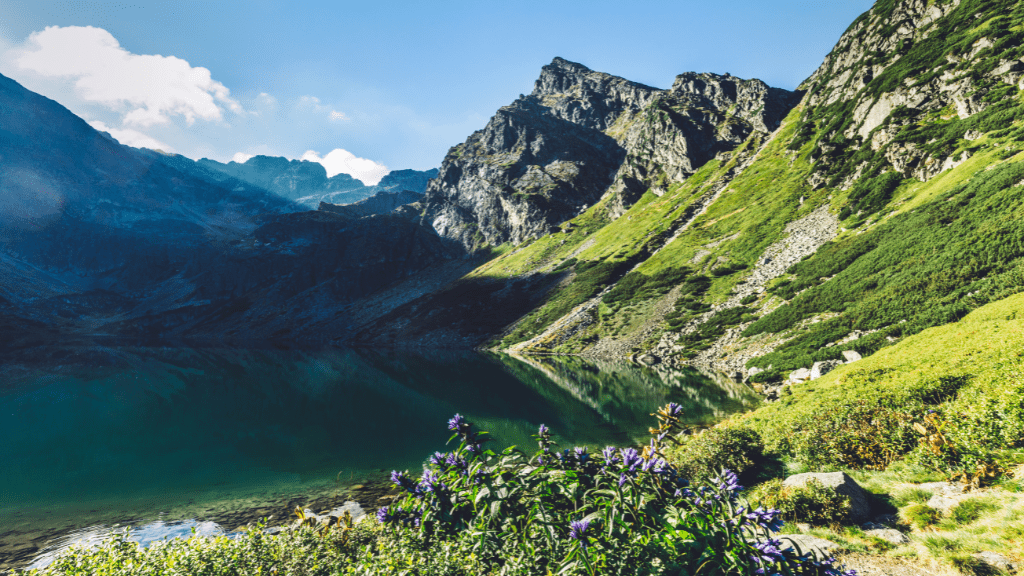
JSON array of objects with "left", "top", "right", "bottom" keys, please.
[
  {"left": 787, "top": 399, "right": 921, "bottom": 470},
  {"left": 667, "top": 426, "right": 783, "bottom": 487},
  {"left": 900, "top": 503, "right": 940, "bottom": 530},
  {"left": 750, "top": 478, "right": 851, "bottom": 526}
]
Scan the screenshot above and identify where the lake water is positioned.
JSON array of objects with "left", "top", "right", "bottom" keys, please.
[{"left": 0, "top": 345, "right": 759, "bottom": 569}]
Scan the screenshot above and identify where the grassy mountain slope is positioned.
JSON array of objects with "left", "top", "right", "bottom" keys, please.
[{"left": 433, "top": 0, "right": 1024, "bottom": 386}]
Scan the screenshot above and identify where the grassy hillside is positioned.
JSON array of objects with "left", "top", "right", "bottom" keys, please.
[{"left": 461, "top": 0, "right": 1024, "bottom": 384}]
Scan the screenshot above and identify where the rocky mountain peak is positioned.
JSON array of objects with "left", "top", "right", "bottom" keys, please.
[
  {"left": 670, "top": 72, "right": 800, "bottom": 133},
  {"left": 530, "top": 57, "right": 661, "bottom": 132}
]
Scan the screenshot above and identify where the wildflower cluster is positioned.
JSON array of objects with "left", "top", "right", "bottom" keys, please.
[{"left": 377, "top": 407, "right": 854, "bottom": 576}]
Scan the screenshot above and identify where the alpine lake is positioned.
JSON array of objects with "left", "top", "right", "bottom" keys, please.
[{"left": 0, "top": 344, "right": 760, "bottom": 571}]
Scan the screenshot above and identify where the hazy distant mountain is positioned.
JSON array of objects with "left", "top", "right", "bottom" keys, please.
[
  {"left": 0, "top": 72, "right": 461, "bottom": 346},
  {"left": 195, "top": 156, "right": 438, "bottom": 209}
]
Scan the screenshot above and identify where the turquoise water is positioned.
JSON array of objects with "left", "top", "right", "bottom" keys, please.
[{"left": 0, "top": 346, "right": 758, "bottom": 567}]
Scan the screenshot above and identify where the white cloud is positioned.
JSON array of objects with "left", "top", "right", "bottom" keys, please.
[
  {"left": 232, "top": 152, "right": 254, "bottom": 163},
  {"left": 301, "top": 149, "right": 388, "bottom": 185},
  {"left": 329, "top": 110, "right": 349, "bottom": 122},
  {"left": 89, "top": 120, "right": 174, "bottom": 151},
  {"left": 14, "top": 26, "right": 241, "bottom": 127}
]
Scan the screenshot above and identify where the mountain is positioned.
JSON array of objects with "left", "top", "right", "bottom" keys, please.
[
  {"left": 415, "top": 58, "right": 800, "bottom": 250},
  {"left": 0, "top": 72, "right": 462, "bottom": 346},
  {"left": 195, "top": 156, "right": 438, "bottom": 209},
  {"left": 356, "top": 0, "right": 1024, "bottom": 384}
]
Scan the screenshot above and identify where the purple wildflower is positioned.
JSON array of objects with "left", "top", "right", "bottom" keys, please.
[
  {"left": 568, "top": 519, "right": 590, "bottom": 543},
  {"left": 716, "top": 469, "right": 742, "bottom": 492},
  {"left": 390, "top": 470, "right": 416, "bottom": 492},
  {"left": 601, "top": 446, "right": 619, "bottom": 465},
  {"left": 620, "top": 447, "right": 641, "bottom": 469},
  {"left": 448, "top": 414, "right": 466, "bottom": 431},
  {"left": 751, "top": 539, "right": 786, "bottom": 571},
  {"left": 376, "top": 506, "right": 392, "bottom": 524},
  {"left": 666, "top": 402, "right": 683, "bottom": 417},
  {"left": 746, "top": 507, "right": 785, "bottom": 532},
  {"left": 538, "top": 424, "right": 549, "bottom": 436}
]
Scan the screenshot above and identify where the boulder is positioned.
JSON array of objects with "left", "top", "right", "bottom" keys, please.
[
  {"left": 777, "top": 535, "right": 839, "bottom": 561},
  {"left": 810, "top": 360, "right": 842, "bottom": 380},
  {"left": 864, "top": 528, "right": 910, "bottom": 544},
  {"left": 972, "top": 551, "right": 1015, "bottom": 572},
  {"left": 783, "top": 471, "right": 873, "bottom": 523},
  {"left": 841, "top": 350, "right": 862, "bottom": 363},
  {"left": 789, "top": 367, "right": 812, "bottom": 382}
]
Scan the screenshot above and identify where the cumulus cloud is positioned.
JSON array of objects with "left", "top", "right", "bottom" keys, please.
[
  {"left": 232, "top": 152, "right": 255, "bottom": 163},
  {"left": 15, "top": 26, "right": 241, "bottom": 127},
  {"left": 329, "top": 110, "right": 349, "bottom": 122},
  {"left": 89, "top": 120, "right": 174, "bottom": 151},
  {"left": 301, "top": 149, "right": 388, "bottom": 185}
]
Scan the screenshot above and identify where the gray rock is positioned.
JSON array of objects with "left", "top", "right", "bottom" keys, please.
[
  {"left": 789, "top": 368, "right": 812, "bottom": 382},
  {"left": 810, "top": 360, "right": 842, "bottom": 380},
  {"left": 972, "top": 551, "right": 1015, "bottom": 572},
  {"left": 864, "top": 528, "right": 910, "bottom": 544},
  {"left": 842, "top": 350, "right": 862, "bottom": 363},
  {"left": 926, "top": 493, "right": 969, "bottom": 513},
  {"left": 777, "top": 535, "right": 840, "bottom": 561},
  {"left": 637, "top": 354, "right": 660, "bottom": 366},
  {"left": 783, "top": 471, "right": 873, "bottom": 523}
]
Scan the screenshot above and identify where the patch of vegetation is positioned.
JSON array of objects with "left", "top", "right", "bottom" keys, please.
[
  {"left": 665, "top": 426, "right": 783, "bottom": 487},
  {"left": 601, "top": 266, "right": 689, "bottom": 309},
  {"left": 750, "top": 478, "right": 852, "bottom": 527},
  {"left": 901, "top": 503, "right": 941, "bottom": 530},
  {"left": 744, "top": 291, "right": 1024, "bottom": 483},
  {"left": 746, "top": 161, "right": 1024, "bottom": 374}
]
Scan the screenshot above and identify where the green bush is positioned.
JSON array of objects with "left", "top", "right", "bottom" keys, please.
[
  {"left": 667, "top": 427, "right": 784, "bottom": 487},
  {"left": 750, "top": 478, "right": 852, "bottom": 526},
  {"left": 786, "top": 398, "right": 922, "bottom": 471}
]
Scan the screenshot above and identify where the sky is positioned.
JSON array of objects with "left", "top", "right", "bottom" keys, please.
[{"left": 0, "top": 0, "right": 873, "bottom": 185}]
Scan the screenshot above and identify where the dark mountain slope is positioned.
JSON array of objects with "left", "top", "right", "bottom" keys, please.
[{"left": 0, "top": 73, "right": 460, "bottom": 344}]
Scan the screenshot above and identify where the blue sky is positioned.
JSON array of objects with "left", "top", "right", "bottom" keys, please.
[{"left": 0, "top": 0, "right": 873, "bottom": 183}]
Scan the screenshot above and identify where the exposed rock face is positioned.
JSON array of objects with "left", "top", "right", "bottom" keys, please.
[
  {"left": 375, "top": 168, "right": 439, "bottom": 195},
  {"left": 605, "top": 73, "right": 802, "bottom": 215},
  {"left": 419, "top": 58, "right": 801, "bottom": 250},
  {"left": 418, "top": 95, "right": 626, "bottom": 249},
  {"left": 798, "top": 0, "right": 1010, "bottom": 185}
]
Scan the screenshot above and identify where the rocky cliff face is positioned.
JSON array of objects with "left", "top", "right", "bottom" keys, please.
[
  {"left": 796, "top": 0, "right": 1022, "bottom": 186},
  {"left": 418, "top": 58, "right": 802, "bottom": 249}
]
